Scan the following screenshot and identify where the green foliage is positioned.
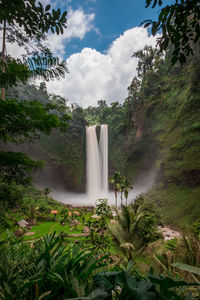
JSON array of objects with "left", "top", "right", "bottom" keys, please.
[
  {"left": 0, "top": 0, "right": 70, "bottom": 189},
  {"left": 0, "top": 231, "right": 199, "bottom": 299},
  {"left": 109, "top": 198, "right": 161, "bottom": 261},
  {"left": 0, "top": 177, "right": 24, "bottom": 207},
  {"left": 87, "top": 268, "right": 199, "bottom": 300},
  {"left": 0, "top": 97, "right": 70, "bottom": 185},
  {"left": 43, "top": 187, "right": 51, "bottom": 200},
  {"left": 96, "top": 198, "right": 112, "bottom": 219},
  {"left": 143, "top": 0, "right": 200, "bottom": 64},
  {"left": 0, "top": 151, "right": 44, "bottom": 184},
  {"left": 0, "top": 98, "right": 70, "bottom": 143},
  {"left": 0, "top": 0, "right": 68, "bottom": 91},
  {"left": 192, "top": 220, "right": 200, "bottom": 240},
  {"left": 34, "top": 104, "right": 86, "bottom": 191},
  {"left": 88, "top": 199, "right": 112, "bottom": 253},
  {"left": 0, "top": 233, "right": 107, "bottom": 299},
  {"left": 165, "top": 238, "right": 178, "bottom": 251},
  {"left": 172, "top": 262, "right": 200, "bottom": 276},
  {"left": 109, "top": 171, "right": 123, "bottom": 207},
  {"left": 0, "top": 0, "right": 67, "bottom": 36},
  {"left": 133, "top": 45, "right": 161, "bottom": 77},
  {"left": 26, "top": 53, "right": 69, "bottom": 81},
  {"left": 0, "top": 58, "right": 30, "bottom": 88}
]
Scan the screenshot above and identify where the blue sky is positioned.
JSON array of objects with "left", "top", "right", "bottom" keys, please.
[
  {"left": 7, "top": 0, "right": 174, "bottom": 107},
  {"left": 54, "top": 0, "right": 173, "bottom": 59}
]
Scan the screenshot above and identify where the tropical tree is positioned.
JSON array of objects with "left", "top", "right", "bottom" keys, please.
[
  {"left": 143, "top": 0, "right": 200, "bottom": 64},
  {"left": 132, "top": 45, "right": 160, "bottom": 77},
  {"left": 0, "top": 0, "right": 68, "bottom": 99},
  {"left": 109, "top": 197, "right": 161, "bottom": 260},
  {"left": 119, "top": 177, "right": 125, "bottom": 207},
  {"left": 109, "top": 171, "right": 122, "bottom": 207},
  {"left": 0, "top": 97, "right": 71, "bottom": 186},
  {"left": 0, "top": 1, "right": 70, "bottom": 188},
  {"left": 0, "top": 233, "right": 107, "bottom": 299},
  {"left": 124, "top": 178, "right": 133, "bottom": 206},
  {"left": 43, "top": 187, "right": 51, "bottom": 201}
]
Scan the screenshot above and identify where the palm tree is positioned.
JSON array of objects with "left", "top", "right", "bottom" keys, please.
[
  {"left": 43, "top": 187, "right": 51, "bottom": 201},
  {"left": 123, "top": 178, "right": 133, "bottom": 206},
  {"left": 119, "top": 176, "right": 126, "bottom": 207},
  {"left": 109, "top": 171, "right": 122, "bottom": 207},
  {"left": 109, "top": 198, "right": 161, "bottom": 261}
]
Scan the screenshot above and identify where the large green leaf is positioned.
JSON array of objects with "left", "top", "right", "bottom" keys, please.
[{"left": 172, "top": 262, "right": 200, "bottom": 276}]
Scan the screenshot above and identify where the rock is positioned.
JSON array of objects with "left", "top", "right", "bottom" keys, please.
[
  {"left": 74, "top": 211, "right": 80, "bottom": 216},
  {"left": 111, "top": 211, "right": 117, "bottom": 217},
  {"left": 157, "top": 226, "right": 181, "bottom": 241},
  {"left": 70, "top": 219, "right": 81, "bottom": 226},
  {"left": 91, "top": 214, "right": 100, "bottom": 219},
  {"left": 14, "top": 228, "right": 24, "bottom": 237},
  {"left": 24, "top": 232, "right": 35, "bottom": 236},
  {"left": 82, "top": 226, "right": 90, "bottom": 233},
  {"left": 27, "top": 218, "right": 36, "bottom": 226},
  {"left": 110, "top": 219, "right": 117, "bottom": 224},
  {"left": 18, "top": 220, "right": 29, "bottom": 228}
]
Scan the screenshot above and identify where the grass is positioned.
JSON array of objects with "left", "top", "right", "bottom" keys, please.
[
  {"left": 23, "top": 221, "right": 84, "bottom": 240},
  {"left": 145, "top": 184, "right": 200, "bottom": 231}
]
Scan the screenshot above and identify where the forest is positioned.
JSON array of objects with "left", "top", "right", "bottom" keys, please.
[{"left": 0, "top": 0, "right": 200, "bottom": 299}]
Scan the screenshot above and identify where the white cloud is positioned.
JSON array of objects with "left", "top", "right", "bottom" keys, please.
[
  {"left": 45, "top": 27, "right": 160, "bottom": 107},
  {"left": 5, "top": 7, "right": 96, "bottom": 59},
  {"left": 47, "top": 7, "right": 96, "bottom": 57}
]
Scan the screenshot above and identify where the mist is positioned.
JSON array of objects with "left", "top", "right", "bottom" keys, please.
[{"left": 50, "top": 168, "right": 157, "bottom": 207}]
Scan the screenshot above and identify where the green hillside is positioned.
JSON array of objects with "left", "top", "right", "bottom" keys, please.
[
  {"left": 122, "top": 48, "right": 200, "bottom": 230},
  {"left": 3, "top": 47, "right": 200, "bottom": 230}
]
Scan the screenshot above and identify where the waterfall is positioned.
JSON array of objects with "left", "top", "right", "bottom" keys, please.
[
  {"left": 99, "top": 124, "right": 108, "bottom": 192},
  {"left": 86, "top": 124, "right": 108, "bottom": 201},
  {"left": 86, "top": 125, "right": 101, "bottom": 200}
]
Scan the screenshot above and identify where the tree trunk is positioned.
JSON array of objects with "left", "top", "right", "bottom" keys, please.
[
  {"left": 120, "top": 191, "right": 123, "bottom": 207},
  {"left": 1, "top": 20, "right": 6, "bottom": 100},
  {"left": 114, "top": 190, "right": 117, "bottom": 207}
]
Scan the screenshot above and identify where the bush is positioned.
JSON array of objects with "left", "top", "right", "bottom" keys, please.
[
  {"left": 0, "top": 177, "right": 24, "bottom": 208},
  {"left": 88, "top": 199, "right": 112, "bottom": 253}
]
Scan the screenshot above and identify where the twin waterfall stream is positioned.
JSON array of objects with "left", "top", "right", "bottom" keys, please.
[
  {"left": 86, "top": 125, "right": 108, "bottom": 201},
  {"left": 53, "top": 124, "right": 155, "bottom": 206}
]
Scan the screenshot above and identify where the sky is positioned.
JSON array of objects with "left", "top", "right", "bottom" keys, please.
[{"left": 5, "top": 0, "right": 174, "bottom": 107}]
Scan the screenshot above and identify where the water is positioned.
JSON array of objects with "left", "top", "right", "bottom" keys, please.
[
  {"left": 51, "top": 125, "right": 156, "bottom": 206},
  {"left": 85, "top": 124, "right": 109, "bottom": 202},
  {"left": 86, "top": 125, "right": 101, "bottom": 200},
  {"left": 99, "top": 125, "right": 108, "bottom": 192},
  {"left": 52, "top": 183, "right": 155, "bottom": 207}
]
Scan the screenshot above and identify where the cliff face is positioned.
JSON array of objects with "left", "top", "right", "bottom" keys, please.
[{"left": 127, "top": 51, "right": 200, "bottom": 229}]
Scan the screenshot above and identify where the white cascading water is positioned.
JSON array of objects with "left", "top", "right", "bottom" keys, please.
[
  {"left": 86, "top": 125, "right": 101, "bottom": 200},
  {"left": 99, "top": 124, "right": 108, "bottom": 192},
  {"left": 53, "top": 123, "right": 156, "bottom": 206},
  {"left": 86, "top": 124, "right": 108, "bottom": 201}
]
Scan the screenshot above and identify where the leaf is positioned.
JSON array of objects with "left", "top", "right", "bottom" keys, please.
[
  {"left": 39, "top": 291, "right": 52, "bottom": 300},
  {"left": 145, "top": 0, "right": 152, "bottom": 8},
  {"left": 171, "top": 262, "right": 200, "bottom": 276},
  {"left": 149, "top": 274, "right": 199, "bottom": 289},
  {"left": 45, "top": 4, "right": 51, "bottom": 12},
  {"left": 56, "top": 25, "right": 60, "bottom": 35},
  {"left": 152, "top": 0, "right": 158, "bottom": 9},
  {"left": 65, "top": 288, "right": 108, "bottom": 299}
]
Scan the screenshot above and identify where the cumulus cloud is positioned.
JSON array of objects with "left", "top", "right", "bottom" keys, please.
[
  {"left": 47, "top": 7, "right": 96, "bottom": 57},
  {"left": 5, "top": 7, "right": 96, "bottom": 59},
  {"left": 45, "top": 27, "right": 160, "bottom": 107}
]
